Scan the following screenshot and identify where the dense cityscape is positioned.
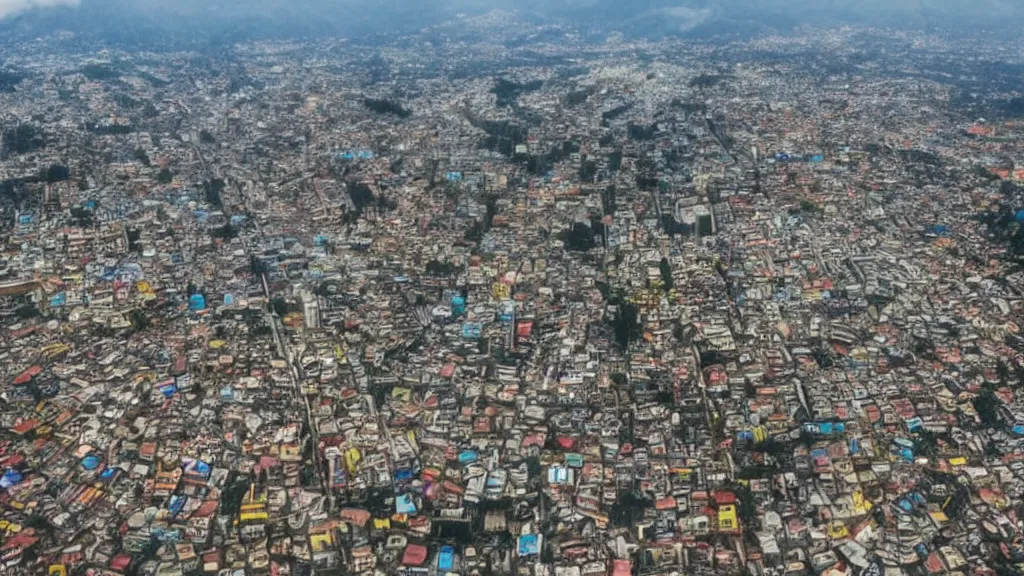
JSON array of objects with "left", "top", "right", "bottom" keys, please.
[{"left": 4, "top": 13, "right": 1024, "bottom": 576}]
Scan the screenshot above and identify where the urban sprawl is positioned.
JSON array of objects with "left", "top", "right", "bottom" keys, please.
[{"left": 3, "top": 19, "right": 1024, "bottom": 576}]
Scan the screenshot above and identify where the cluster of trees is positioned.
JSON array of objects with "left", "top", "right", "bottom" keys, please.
[
  {"left": 128, "top": 309, "right": 153, "bottom": 333},
  {"left": 627, "top": 122, "right": 658, "bottom": 141},
  {"left": 635, "top": 155, "right": 659, "bottom": 191},
  {"left": 659, "top": 258, "right": 673, "bottom": 292},
  {"left": 974, "top": 384, "right": 1002, "bottom": 428},
  {"left": 211, "top": 224, "right": 238, "bottom": 240},
  {"left": 0, "top": 70, "right": 25, "bottom": 93},
  {"left": 609, "top": 491, "right": 652, "bottom": 527},
  {"left": 199, "top": 129, "right": 217, "bottom": 144},
  {"left": 518, "top": 140, "right": 578, "bottom": 176},
  {"left": 363, "top": 98, "right": 411, "bottom": 118},
  {"left": 601, "top": 103, "right": 633, "bottom": 122},
  {"left": 1006, "top": 97, "right": 1024, "bottom": 117},
  {"left": 661, "top": 215, "right": 693, "bottom": 236},
  {"left": 126, "top": 227, "right": 141, "bottom": 252},
  {"left": 579, "top": 158, "right": 598, "bottom": 183},
  {"left": 139, "top": 72, "right": 170, "bottom": 88},
  {"left": 607, "top": 149, "right": 623, "bottom": 172},
  {"left": 113, "top": 93, "right": 140, "bottom": 109},
  {"left": 157, "top": 168, "right": 174, "bottom": 184},
  {"left": 464, "top": 195, "right": 498, "bottom": 243},
  {"left": 218, "top": 471, "right": 253, "bottom": 519},
  {"left": 203, "top": 178, "right": 226, "bottom": 208},
  {"left": 475, "top": 118, "right": 529, "bottom": 157},
  {"left": 346, "top": 180, "right": 375, "bottom": 213},
  {"left": 898, "top": 148, "right": 942, "bottom": 166},
  {"left": 975, "top": 195, "right": 1024, "bottom": 259},
  {"left": 607, "top": 290, "right": 641, "bottom": 351},
  {"left": 251, "top": 255, "right": 271, "bottom": 276},
  {"left": 2, "top": 124, "right": 45, "bottom": 156},
  {"left": 81, "top": 64, "right": 120, "bottom": 81},
  {"left": 671, "top": 98, "right": 707, "bottom": 114},
  {"left": 42, "top": 164, "right": 70, "bottom": 183},
  {"left": 492, "top": 78, "right": 543, "bottom": 107},
  {"left": 1, "top": 180, "right": 22, "bottom": 203},
  {"left": 70, "top": 206, "right": 95, "bottom": 228},
  {"left": 134, "top": 148, "right": 151, "bottom": 166},
  {"left": 689, "top": 74, "right": 728, "bottom": 89},
  {"left": 563, "top": 88, "right": 591, "bottom": 107},
  {"left": 343, "top": 180, "right": 395, "bottom": 223},
  {"left": 800, "top": 199, "right": 821, "bottom": 213},
  {"left": 563, "top": 221, "right": 599, "bottom": 252},
  {"left": 425, "top": 260, "right": 459, "bottom": 277}
]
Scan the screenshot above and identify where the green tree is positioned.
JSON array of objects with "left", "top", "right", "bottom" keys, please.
[
  {"left": 974, "top": 387, "right": 1002, "bottom": 428},
  {"left": 731, "top": 482, "right": 757, "bottom": 528},
  {"left": 43, "top": 163, "right": 70, "bottom": 182},
  {"left": 800, "top": 199, "right": 820, "bottom": 213},
  {"left": 659, "top": 257, "right": 673, "bottom": 292}
]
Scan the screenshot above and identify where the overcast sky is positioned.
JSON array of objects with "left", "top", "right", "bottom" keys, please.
[
  {"left": 0, "top": 0, "right": 77, "bottom": 19},
  {"left": 1, "top": 0, "right": 1021, "bottom": 37}
]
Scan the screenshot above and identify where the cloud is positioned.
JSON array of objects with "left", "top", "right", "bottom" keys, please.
[
  {"left": 661, "top": 6, "right": 714, "bottom": 32},
  {"left": 0, "top": 0, "right": 78, "bottom": 19}
]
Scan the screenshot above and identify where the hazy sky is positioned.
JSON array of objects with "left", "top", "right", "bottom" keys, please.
[
  {"left": 1, "top": 0, "right": 1021, "bottom": 37},
  {"left": 0, "top": 0, "right": 77, "bottom": 19}
]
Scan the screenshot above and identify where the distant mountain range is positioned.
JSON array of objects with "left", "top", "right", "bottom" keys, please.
[{"left": 1, "top": 0, "right": 1021, "bottom": 49}]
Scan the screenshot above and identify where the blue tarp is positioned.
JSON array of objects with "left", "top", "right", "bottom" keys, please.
[
  {"left": 438, "top": 546, "right": 455, "bottom": 571},
  {"left": 451, "top": 296, "right": 466, "bottom": 316},
  {"left": 157, "top": 380, "right": 177, "bottom": 398},
  {"left": 396, "top": 494, "right": 418, "bottom": 514},
  {"left": 548, "top": 466, "right": 569, "bottom": 484},
  {"left": 518, "top": 534, "right": 540, "bottom": 556},
  {"left": 81, "top": 454, "right": 102, "bottom": 470},
  {"left": 461, "top": 323, "right": 482, "bottom": 339},
  {"left": 337, "top": 150, "right": 374, "bottom": 160},
  {"left": 168, "top": 494, "right": 187, "bottom": 516},
  {"left": 189, "top": 294, "right": 206, "bottom": 311},
  {"left": 0, "top": 469, "right": 23, "bottom": 489},
  {"left": 184, "top": 458, "right": 212, "bottom": 478}
]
